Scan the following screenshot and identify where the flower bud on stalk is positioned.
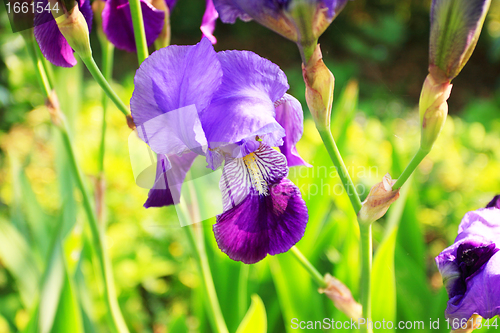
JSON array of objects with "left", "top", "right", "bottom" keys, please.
[
  {"left": 319, "top": 274, "right": 362, "bottom": 320},
  {"left": 302, "top": 44, "right": 334, "bottom": 131},
  {"left": 420, "top": 0, "right": 491, "bottom": 150},
  {"left": 358, "top": 174, "right": 399, "bottom": 224},
  {"left": 50, "top": 0, "right": 92, "bottom": 59}
]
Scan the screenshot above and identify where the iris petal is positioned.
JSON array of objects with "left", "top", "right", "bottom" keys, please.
[
  {"left": 201, "top": 0, "right": 219, "bottom": 44},
  {"left": 131, "top": 38, "right": 222, "bottom": 125},
  {"left": 102, "top": 0, "right": 164, "bottom": 52},
  {"left": 486, "top": 195, "right": 500, "bottom": 209},
  {"left": 144, "top": 152, "right": 197, "bottom": 208},
  {"left": 219, "top": 144, "right": 288, "bottom": 211},
  {"left": 214, "top": 178, "right": 308, "bottom": 264},
  {"left": 201, "top": 49, "right": 288, "bottom": 154},
  {"left": 34, "top": 0, "right": 92, "bottom": 67},
  {"left": 274, "top": 94, "right": 309, "bottom": 167}
]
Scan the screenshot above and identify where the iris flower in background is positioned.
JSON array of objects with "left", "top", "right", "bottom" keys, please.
[
  {"left": 213, "top": 0, "right": 348, "bottom": 47},
  {"left": 131, "top": 38, "right": 309, "bottom": 264},
  {"left": 435, "top": 195, "right": 500, "bottom": 322},
  {"left": 34, "top": 0, "right": 93, "bottom": 67},
  {"left": 102, "top": 0, "right": 219, "bottom": 52}
]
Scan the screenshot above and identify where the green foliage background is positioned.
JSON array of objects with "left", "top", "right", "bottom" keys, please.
[{"left": 0, "top": 0, "right": 500, "bottom": 332}]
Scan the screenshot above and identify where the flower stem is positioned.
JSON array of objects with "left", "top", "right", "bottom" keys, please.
[
  {"left": 25, "top": 38, "right": 129, "bottom": 333},
  {"left": 79, "top": 55, "right": 130, "bottom": 117},
  {"left": 183, "top": 224, "right": 229, "bottom": 333},
  {"left": 317, "top": 129, "right": 363, "bottom": 213},
  {"left": 359, "top": 223, "right": 373, "bottom": 333},
  {"left": 98, "top": 41, "right": 114, "bottom": 174},
  {"left": 392, "top": 148, "right": 429, "bottom": 190},
  {"left": 128, "top": 0, "right": 149, "bottom": 65},
  {"left": 60, "top": 127, "right": 129, "bottom": 333},
  {"left": 290, "top": 246, "right": 327, "bottom": 288}
]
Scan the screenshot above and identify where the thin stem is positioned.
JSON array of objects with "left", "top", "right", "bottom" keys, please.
[
  {"left": 60, "top": 127, "right": 129, "bottom": 333},
  {"left": 392, "top": 148, "right": 429, "bottom": 190},
  {"left": 25, "top": 38, "right": 129, "bottom": 333},
  {"left": 317, "top": 129, "right": 363, "bottom": 213},
  {"left": 290, "top": 246, "right": 327, "bottom": 288},
  {"left": 237, "top": 264, "right": 249, "bottom": 320},
  {"left": 359, "top": 223, "right": 373, "bottom": 333},
  {"left": 183, "top": 225, "right": 229, "bottom": 333},
  {"left": 79, "top": 55, "right": 129, "bottom": 117},
  {"left": 128, "top": 0, "right": 149, "bottom": 65},
  {"left": 98, "top": 41, "right": 114, "bottom": 174}
]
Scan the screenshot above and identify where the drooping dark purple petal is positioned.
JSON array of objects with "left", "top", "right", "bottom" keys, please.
[
  {"left": 165, "top": 0, "right": 177, "bottom": 9},
  {"left": 214, "top": 177, "right": 308, "bottom": 264},
  {"left": 486, "top": 195, "right": 500, "bottom": 209},
  {"left": 102, "top": 0, "right": 164, "bottom": 52},
  {"left": 201, "top": 49, "right": 288, "bottom": 158},
  {"left": 274, "top": 93, "right": 309, "bottom": 167},
  {"left": 201, "top": 0, "right": 219, "bottom": 44},
  {"left": 34, "top": 0, "right": 92, "bottom": 67},
  {"left": 446, "top": 252, "right": 500, "bottom": 321},
  {"left": 435, "top": 206, "right": 500, "bottom": 322},
  {"left": 144, "top": 152, "right": 197, "bottom": 208},
  {"left": 219, "top": 144, "right": 288, "bottom": 212}
]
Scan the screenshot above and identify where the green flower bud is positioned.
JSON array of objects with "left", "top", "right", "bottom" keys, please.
[{"left": 430, "top": 0, "right": 491, "bottom": 82}]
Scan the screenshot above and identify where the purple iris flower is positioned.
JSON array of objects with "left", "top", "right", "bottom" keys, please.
[
  {"left": 435, "top": 195, "right": 500, "bottom": 321},
  {"left": 130, "top": 38, "right": 309, "bottom": 263},
  {"left": 213, "top": 0, "right": 349, "bottom": 43},
  {"left": 34, "top": 0, "right": 93, "bottom": 67},
  {"left": 102, "top": 0, "right": 218, "bottom": 52}
]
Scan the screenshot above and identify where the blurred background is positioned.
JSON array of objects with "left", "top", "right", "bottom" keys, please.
[{"left": 0, "top": 0, "right": 500, "bottom": 332}]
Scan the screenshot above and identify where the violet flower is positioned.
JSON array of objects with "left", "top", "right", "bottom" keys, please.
[
  {"left": 435, "top": 195, "right": 500, "bottom": 322},
  {"left": 131, "top": 38, "right": 309, "bottom": 263},
  {"left": 34, "top": 0, "right": 93, "bottom": 67},
  {"left": 102, "top": 0, "right": 218, "bottom": 52},
  {"left": 213, "top": 0, "right": 348, "bottom": 45}
]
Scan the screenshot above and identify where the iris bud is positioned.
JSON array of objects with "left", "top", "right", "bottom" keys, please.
[
  {"left": 319, "top": 274, "right": 362, "bottom": 320},
  {"left": 50, "top": 0, "right": 92, "bottom": 59},
  {"left": 430, "top": 0, "right": 491, "bottom": 82},
  {"left": 419, "top": 74, "right": 453, "bottom": 151},
  {"left": 302, "top": 44, "right": 334, "bottom": 130},
  {"left": 358, "top": 174, "right": 400, "bottom": 224}
]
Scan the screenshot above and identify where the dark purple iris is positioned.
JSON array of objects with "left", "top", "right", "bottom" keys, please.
[
  {"left": 213, "top": 0, "right": 349, "bottom": 42},
  {"left": 435, "top": 195, "right": 500, "bottom": 321},
  {"left": 34, "top": 0, "right": 93, "bottom": 67},
  {"left": 486, "top": 195, "right": 500, "bottom": 209},
  {"left": 131, "top": 38, "right": 309, "bottom": 263},
  {"left": 102, "top": 0, "right": 218, "bottom": 52}
]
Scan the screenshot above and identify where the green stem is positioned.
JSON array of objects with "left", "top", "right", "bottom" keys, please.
[
  {"left": 290, "top": 246, "right": 326, "bottom": 288},
  {"left": 392, "top": 148, "right": 429, "bottom": 190},
  {"left": 25, "top": 38, "right": 129, "bottom": 333},
  {"left": 128, "top": 0, "right": 149, "bottom": 64},
  {"left": 80, "top": 55, "right": 129, "bottom": 117},
  {"left": 60, "top": 127, "right": 129, "bottom": 333},
  {"left": 359, "top": 223, "right": 373, "bottom": 333},
  {"left": 237, "top": 264, "right": 249, "bottom": 320},
  {"left": 183, "top": 225, "right": 229, "bottom": 333},
  {"left": 98, "top": 41, "right": 114, "bottom": 174},
  {"left": 317, "top": 129, "right": 363, "bottom": 213}
]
